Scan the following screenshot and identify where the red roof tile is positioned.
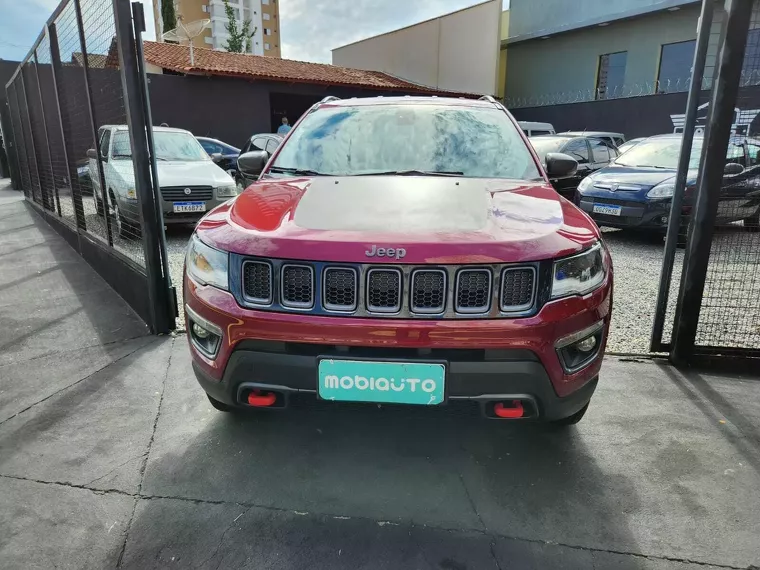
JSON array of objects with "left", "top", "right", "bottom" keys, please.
[{"left": 142, "top": 41, "right": 476, "bottom": 97}]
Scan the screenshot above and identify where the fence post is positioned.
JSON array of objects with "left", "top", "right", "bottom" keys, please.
[
  {"left": 671, "top": 0, "right": 754, "bottom": 364},
  {"left": 74, "top": 0, "right": 114, "bottom": 246},
  {"left": 8, "top": 84, "right": 32, "bottom": 198},
  {"left": 650, "top": 0, "right": 714, "bottom": 352},
  {"left": 32, "top": 50, "right": 62, "bottom": 216},
  {"left": 18, "top": 71, "right": 46, "bottom": 207},
  {"left": 113, "top": 0, "right": 174, "bottom": 333},
  {"left": 48, "top": 22, "right": 87, "bottom": 231}
]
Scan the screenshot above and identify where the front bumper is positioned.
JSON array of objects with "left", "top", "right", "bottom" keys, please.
[
  {"left": 576, "top": 195, "right": 672, "bottom": 230},
  {"left": 184, "top": 271, "right": 612, "bottom": 419}
]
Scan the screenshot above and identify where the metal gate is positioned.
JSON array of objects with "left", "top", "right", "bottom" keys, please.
[
  {"left": 4, "top": 0, "right": 175, "bottom": 333},
  {"left": 652, "top": 0, "right": 760, "bottom": 363}
]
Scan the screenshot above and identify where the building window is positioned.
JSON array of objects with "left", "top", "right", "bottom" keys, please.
[
  {"left": 204, "top": 36, "right": 214, "bottom": 44},
  {"left": 596, "top": 51, "right": 627, "bottom": 100},
  {"left": 263, "top": 12, "right": 270, "bottom": 20},
  {"left": 262, "top": 0, "right": 269, "bottom": 4},
  {"left": 658, "top": 40, "right": 696, "bottom": 93},
  {"left": 265, "top": 42, "right": 271, "bottom": 50},
  {"left": 264, "top": 28, "right": 271, "bottom": 35},
  {"left": 742, "top": 28, "right": 760, "bottom": 83},
  {"left": 201, "top": 4, "right": 207, "bottom": 12}
]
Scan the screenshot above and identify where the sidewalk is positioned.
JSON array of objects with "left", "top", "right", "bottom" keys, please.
[{"left": 1, "top": 179, "right": 759, "bottom": 569}]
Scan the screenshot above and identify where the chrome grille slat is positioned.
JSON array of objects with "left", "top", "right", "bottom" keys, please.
[
  {"left": 161, "top": 185, "right": 214, "bottom": 201},
  {"left": 242, "top": 261, "right": 272, "bottom": 304},
  {"left": 411, "top": 269, "right": 446, "bottom": 314},
  {"left": 455, "top": 269, "right": 492, "bottom": 314},
  {"left": 501, "top": 267, "right": 536, "bottom": 312},
  {"left": 280, "top": 264, "right": 314, "bottom": 309},
  {"left": 323, "top": 267, "right": 357, "bottom": 311},
  {"left": 366, "top": 268, "right": 402, "bottom": 313}
]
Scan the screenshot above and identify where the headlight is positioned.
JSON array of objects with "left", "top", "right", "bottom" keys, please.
[
  {"left": 216, "top": 184, "right": 238, "bottom": 198},
  {"left": 125, "top": 188, "right": 137, "bottom": 200},
  {"left": 186, "top": 234, "right": 229, "bottom": 290},
  {"left": 647, "top": 181, "right": 675, "bottom": 198},
  {"left": 577, "top": 176, "right": 593, "bottom": 193},
  {"left": 551, "top": 242, "right": 607, "bottom": 299}
]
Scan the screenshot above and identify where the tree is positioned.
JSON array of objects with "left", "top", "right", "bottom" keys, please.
[
  {"left": 222, "top": 0, "right": 255, "bottom": 53},
  {"left": 161, "top": 0, "right": 177, "bottom": 36}
]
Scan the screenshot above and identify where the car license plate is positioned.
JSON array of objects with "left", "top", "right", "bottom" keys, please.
[
  {"left": 173, "top": 201, "right": 206, "bottom": 213},
  {"left": 318, "top": 359, "right": 445, "bottom": 405},
  {"left": 592, "top": 204, "right": 622, "bottom": 216}
]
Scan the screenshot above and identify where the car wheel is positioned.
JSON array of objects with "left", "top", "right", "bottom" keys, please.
[
  {"left": 110, "top": 195, "right": 135, "bottom": 239},
  {"left": 743, "top": 211, "right": 760, "bottom": 232},
  {"left": 207, "top": 394, "right": 235, "bottom": 412},
  {"left": 551, "top": 403, "right": 589, "bottom": 426}
]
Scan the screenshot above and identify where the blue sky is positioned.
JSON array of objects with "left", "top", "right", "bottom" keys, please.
[{"left": 0, "top": 0, "right": 508, "bottom": 64}]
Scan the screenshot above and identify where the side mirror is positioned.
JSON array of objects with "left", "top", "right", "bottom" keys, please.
[
  {"left": 724, "top": 162, "right": 744, "bottom": 175},
  {"left": 210, "top": 152, "right": 224, "bottom": 164},
  {"left": 86, "top": 148, "right": 98, "bottom": 160},
  {"left": 237, "top": 150, "right": 269, "bottom": 176},
  {"left": 545, "top": 152, "right": 578, "bottom": 179}
]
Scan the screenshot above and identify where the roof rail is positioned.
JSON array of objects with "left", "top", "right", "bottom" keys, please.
[
  {"left": 320, "top": 96, "right": 341, "bottom": 103},
  {"left": 479, "top": 95, "right": 497, "bottom": 103}
]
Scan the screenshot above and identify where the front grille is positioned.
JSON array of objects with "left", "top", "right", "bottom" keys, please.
[
  {"left": 242, "top": 261, "right": 272, "bottom": 304},
  {"left": 411, "top": 270, "right": 446, "bottom": 313},
  {"left": 501, "top": 268, "right": 535, "bottom": 311},
  {"left": 323, "top": 267, "right": 357, "bottom": 311},
  {"left": 280, "top": 264, "right": 314, "bottom": 308},
  {"left": 456, "top": 269, "right": 491, "bottom": 313},
  {"left": 161, "top": 186, "right": 214, "bottom": 201},
  {"left": 367, "top": 268, "right": 401, "bottom": 312}
]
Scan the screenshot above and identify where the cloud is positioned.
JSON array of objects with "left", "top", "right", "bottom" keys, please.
[{"left": 279, "top": 0, "right": 501, "bottom": 63}]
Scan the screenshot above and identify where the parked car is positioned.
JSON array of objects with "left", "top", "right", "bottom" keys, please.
[
  {"left": 575, "top": 133, "right": 760, "bottom": 235},
  {"left": 196, "top": 136, "right": 240, "bottom": 174},
  {"left": 235, "top": 133, "right": 283, "bottom": 190},
  {"left": 561, "top": 131, "right": 626, "bottom": 148},
  {"left": 617, "top": 137, "right": 646, "bottom": 154},
  {"left": 184, "top": 95, "right": 613, "bottom": 426},
  {"left": 88, "top": 125, "right": 237, "bottom": 237},
  {"left": 529, "top": 134, "right": 619, "bottom": 198},
  {"left": 518, "top": 121, "right": 555, "bottom": 137}
]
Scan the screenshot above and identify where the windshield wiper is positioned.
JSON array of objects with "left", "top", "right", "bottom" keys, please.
[
  {"left": 356, "top": 169, "right": 464, "bottom": 177},
  {"left": 268, "top": 166, "right": 326, "bottom": 176}
]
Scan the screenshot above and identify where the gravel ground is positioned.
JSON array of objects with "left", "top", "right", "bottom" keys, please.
[{"left": 162, "top": 225, "right": 759, "bottom": 354}]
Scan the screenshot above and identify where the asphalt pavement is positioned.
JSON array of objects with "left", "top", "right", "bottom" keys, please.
[{"left": 1, "top": 181, "right": 759, "bottom": 570}]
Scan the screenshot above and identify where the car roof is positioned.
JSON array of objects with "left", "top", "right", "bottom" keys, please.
[
  {"left": 318, "top": 95, "right": 494, "bottom": 109},
  {"left": 101, "top": 124, "right": 192, "bottom": 135},
  {"left": 562, "top": 131, "right": 624, "bottom": 137}
]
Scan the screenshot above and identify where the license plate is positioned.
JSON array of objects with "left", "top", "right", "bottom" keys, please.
[
  {"left": 592, "top": 204, "right": 622, "bottom": 216},
  {"left": 318, "top": 359, "right": 445, "bottom": 405},
  {"left": 173, "top": 201, "right": 206, "bottom": 213}
]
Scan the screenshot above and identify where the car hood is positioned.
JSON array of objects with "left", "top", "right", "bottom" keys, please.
[
  {"left": 589, "top": 164, "right": 698, "bottom": 188},
  {"left": 195, "top": 176, "right": 600, "bottom": 264},
  {"left": 154, "top": 160, "right": 234, "bottom": 187}
]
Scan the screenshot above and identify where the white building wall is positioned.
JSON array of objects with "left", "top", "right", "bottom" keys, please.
[
  {"left": 331, "top": 0, "right": 502, "bottom": 95},
  {"left": 208, "top": 0, "right": 265, "bottom": 55}
]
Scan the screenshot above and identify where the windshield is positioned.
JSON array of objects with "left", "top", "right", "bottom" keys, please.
[
  {"left": 112, "top": 131, "right": 209, "bottom": 162},
  {"left": 270, "top": 104, "right": 541, "bottom": 179},
  {"left": 529, "top": 138, "right": 565, "bottom": 160},
  {"left": 614, "top": 137, "right": 703, "bottom": 169}
]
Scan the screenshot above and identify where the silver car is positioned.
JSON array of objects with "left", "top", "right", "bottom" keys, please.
[{"left": 89, "top": 125, "right": 237, "bottom": 237}]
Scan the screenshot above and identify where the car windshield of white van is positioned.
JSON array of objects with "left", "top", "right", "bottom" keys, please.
[{"left": 111, "top": 131, "right": 209, "bottom": 162}]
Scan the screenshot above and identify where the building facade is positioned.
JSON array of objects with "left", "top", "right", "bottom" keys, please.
[
  {"left": 332, "top": 0, "right": 503, "bottom": 96},
  {"left": 153, "top": 0, "right": 281, "bottom": 57}
]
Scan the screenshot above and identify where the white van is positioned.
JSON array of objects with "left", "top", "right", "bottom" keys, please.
[{"left": 518, "top": 121, "right": 556, "bottom": 137}]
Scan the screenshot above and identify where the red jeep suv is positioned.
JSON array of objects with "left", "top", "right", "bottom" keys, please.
[{"left": 183, "top": 96, "right": 612, "bottom": 425}]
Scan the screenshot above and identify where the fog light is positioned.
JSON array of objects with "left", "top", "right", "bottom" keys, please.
[
  {"left": 192, "top": 322, "right": 211, "bottom": 339},
  {"left": 575, "top": 335, "right": 597, "bottom": 353}
]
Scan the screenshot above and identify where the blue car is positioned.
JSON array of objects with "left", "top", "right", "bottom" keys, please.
[
  {"left": 575, "top": 134, "right": 760, "bottom": 234},
  {"left": 196, "top": 136, "right": 241, "bottom": 174}
]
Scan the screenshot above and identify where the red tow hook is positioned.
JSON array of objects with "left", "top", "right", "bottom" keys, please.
[
  {"left": 494, "top": 400, "right": 525, "bottom": 419},
  {"left": 247, "top": 390, "right": 277, "bottom": 407}
]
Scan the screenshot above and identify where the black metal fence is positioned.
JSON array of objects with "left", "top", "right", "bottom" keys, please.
[
  {"left": 653, "top": 0, "right": 760, "bottom": 362},
  {"left": 4, "top": 0, "right": 175, "bottom": 333}
]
